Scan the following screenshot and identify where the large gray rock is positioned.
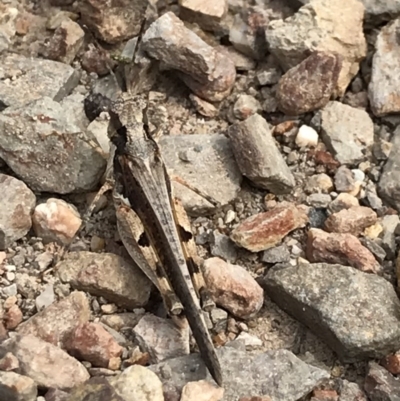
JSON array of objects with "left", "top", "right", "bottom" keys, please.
[
  {"left": 0, "top": 54, "right": 79, "bottom": 109},
  {"left": 158, "top": 134, "right": 242, "bottom": 215},
  {"left": 369, "top": 18, "right": 400, "bottom": 116},
  {"left": 149, "top": 342, "right": 329, "bottom": 401},
  {"left": 317, "top": 101, "right": 374, "bottom": 165},
  {"left": 228, "top": 114, "right": 295, "bottom": 194},
  {"left": 0, "top": 96, "right": 106, "bottom": 193},
  {"left": 378, "top": 127, "right": 400, "bottom": 212},
  {"left": 263, "top": 262, "right": 400, "bottom": 361},
  {"left": 265, "top": 0, "right": 366, "bottom": 96},
  {"left": 0, "top": 174, "right": 36, "bottom": 249}
]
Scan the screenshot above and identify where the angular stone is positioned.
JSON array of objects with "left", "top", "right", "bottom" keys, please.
[
  {"left": 17, "top": 291, "right": 91, "bottom": 348},
  {"left": 381, "top": 352, "right": 400, "bottom": 375},
  {"left": 317, "top": 101, "right": 374, "bottom": 165},
  {"left": 233, "top": 94, "right": 261, "bottom": 120},
  {"left": 133, "top": 315, "right": 189, "bottom": 363},
  {"left": 228, "top": 114, "right": 295, "bottom": 193},
  {"left": 262, "top": 244, "right": 290, "bottom": 264},
  {"left": 277, "top": 51, "right": 341, "bottom": 115},
  {"left": 78, "top": 0, "right": 147, "bottom": 44},
  {"left": 65, "top": 322, "right": 123, "bottom": 369},
  {"left": 263, "top": 262, "right": 400, "bottom": 361},
  {"left": 369, "top": 18, "right": 400, "bottom": 116},
  {"left": 339, "top": 380, "right": 367, "bottom": 401},
  {"left": 149, "top": 344, "right": 329, "bottom": 400},
  {"left": 142, "top": 12, "right": 236, "bottom": 102},
  {"left": 266, "top": 0, "right": 366, "bottom": 96},
  {"left": 40, "top": 18, "right": 84, "bottom": 65},
  {"left": 4, "top": 304, "right": 23, "bottom": 330},
  {"left": 361, "top": 0, "right": 400, "bottom": 22},
  {"left": 328, "top": 193, "right": 359, "bottom": 214},
  {"left": 32, "top": 198, "right": 81, "bottom": 245},
  {"left": 179, "top": 0, "right": 228, "bottom": 33},
  {"left": 57, "top": 252, "right": 151, "bottom": 309},
  {"left": 307, "top": 228, "right": 380, "bottom": 273},
  {"left": 158, "top": 134, "right": 242, "bottom": 215},
  {"left": 379, "top": 128, "right": 400, "bottom": 212},
  {"left": 0, "top": 371, "right": 37, "bottom": 401},
  {"left": 0, "top": 335, "right": 89, "bottom": 391},
  {"left": 0, "top": 97, "right": 106, "bottom": 193},
  {"left": 231, "top": 202, "right": 308, "bottom": 252},
  {"left": 108, "top": 365, "right": 164, "bottom": 401},
  {"left": 0, "top": 54, "right": 79, "bottom": 109},
  {"left": 334, "top": 166, "right": 356, "bottom": 193},
  {"left": 324, "top": 206, "right": 377, "bottom": 235},
  {"left": 180, "top": 380, "right": 224, "bottom": 401},
  {"left": 189, "top": 94, "right": 219, "bottom": 118},
  {"left": 99, "top": 313, "right": 141, "bottom": 332},
  {"left": 203, "top": 257, "right": 264, "bottom": 319},
  {"left": 364, "top": 362, "right": 400, "bottom": 400},
  {"left": 0, "top": 174, "right": 36, "bottom": 250}
]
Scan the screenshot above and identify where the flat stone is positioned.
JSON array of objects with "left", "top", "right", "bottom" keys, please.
[
  {"left": 0, "top": 174, "right": 36, "bottom": 250},
  {"left": 142, "top": 12, "right": 236, "bottom": 102},
  {"left": 133, "top": 315, "right": 189, "bottom": 363},
  {"left": 0, "top": 96, "right": 106, "bottom": 193},
  {"left": 149, "top": 343, "right": 329, "bottom": 400},
  {"left": 32, "top": 198, "right": 81, "bottom": 245},
  {"left": 307, "top": 228, "right": 380, "bottom": 273},
  {"left": 266, "top": 0, "right": 366, "bottom": 96},
  {"left": 17, "top": 291, "right": 91, "bottom": 348},
  {"left": 231, "top": 202, "right": 308, "bottom": 252},
  {"left": 263, "top": 262, "right": 400, "bottom": 361},
  {"left": 228, "top": 114, "right": 295, "bottom": 193},
  {"left": 378, "top": 127, "right": 400, "bottom": 212},
  {"left": 78, "top": 0, "right": 147, "bottom": 44},
  {"left": 158, "top": 134, "right": 242, "bottom": 215},
  {"left": 65, "top": 322, "right": 123, "bottom": 369},
  {"left": 317, "top": 101, "right": 374, "bottom": 165},
  {"left": 369, "top": 18, "right": 400, "bottom": 116},
  {"left": 179, "top": 0, "right": 228, "bottom": 33},
  {"left": 203, "top": 257, "right": 264, "bottom": 319},
  {"left": 0, "top": 54, "right": 79, "bottom": 109},
  {"left": 324, "top": 206, "right": 377, "bottom": 235},
  {"left": 0, "top": 334, "right": 89, "bottom": 391},
  {"left": 57, "top": 252, "right": 151, "bottom": 309},
  {"left": 276, "top": 51, "right": 341, "bottom": 115},
  {"left": 0, "top": 371, "right": 37, "bottom": 401}
]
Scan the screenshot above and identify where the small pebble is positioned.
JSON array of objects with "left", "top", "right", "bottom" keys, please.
[{"left": 295, "top": 125, "right": 319, "bottom": 148}]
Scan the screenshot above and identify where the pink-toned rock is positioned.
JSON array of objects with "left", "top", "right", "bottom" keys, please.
[
  {"left": 181, "top": 380, "right": 224, "bottom": 401},
  {"left": 4, "top": 304, "right": 23, "bottom": 330},
  {"left": 0, "top": 334, "right": 89, "bottom": 390},
  {"left": 32, "top": 198, "right": 82, "bottom": 245},
  {"left": 0, "top": 352, "right": 19, "bottom": 371},
  {"left": 231, "top": 202, "right": 308, "bottom": 252},
  {"left": 17, "top": 291, "right": 91, "bottom": 348},
  {"left": 307, "top": 228, "right": 380, "bottom": 273},
  {"left": 203, "top": 257, "right": 263, "bottom": 319},
  {"left": 65, "top": 322, "right": 123, "bottom": 369},
  {"left": 324, "top": 206, "right": 377, "bottom": 235}
]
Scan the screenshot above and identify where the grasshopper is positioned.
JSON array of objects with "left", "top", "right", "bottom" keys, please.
[{"left": 84, "top": 19, "right": 223, "bottom": 386}]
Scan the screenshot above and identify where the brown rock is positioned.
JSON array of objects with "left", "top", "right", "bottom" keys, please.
[
  {"left": 310, "top": 149, "right": 340, "bottom": 174},
  {"left": 311, "top": 389, "right": 338, "bottom": 401},
  {"left": 189, "top": 94, "right": 219, "bottom": 118},
  {"left": 179, "top": 0, "right": 228, "bottom": 33},
  {"left": 65, "top": 322, "right": 123, "bottom": 369},
  {"left": 0, "top": 334, "right": 89, "bottom": 390},
  {"left": 32, "top": 198, "right": 82, "bottom": 245},
  {"left": 40, "top": 18, "right": 84, "bottom": 65},
  {"left": 78, "top": 0, "right": 147, "bottom": 44},
  {"left": 307, "top": 228, "right": 380, "bottom": 274},
  {"left": 276, "top": 52, "right": 342, "bottom": 115},
  {"left": 0, "top": 352, "right": 19, "bottom": 371},
  {"left": 142, "top": 12, "right": 236, "bottom": 102},
  {"left": 324, "top": 206, "right": 377, "bottom": 235},
  {"left": 56, "top": 252, "right": 151, "bottom": 309},
  {"left": 231, "top": 202, "right": 308, "bottom": 252},
  {"left": 17, "top": 291, "right": 91, "bottom": 348},
  {"left": 203, "top": 257, "right": 264, "bottom": 319},
  {"left": 81, "top": 45, "right": 116, "bottom": 76},
  {"left": 4, "top": 304, "right": 23, "bottom": 330},
  {"left": 381, "top": 352, "right": 400, "bottom": 375},
  {"left": 180, "top": 380, "right": 224, "bottom": 401}
]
